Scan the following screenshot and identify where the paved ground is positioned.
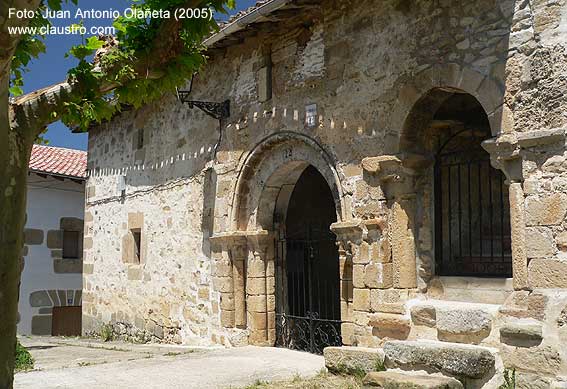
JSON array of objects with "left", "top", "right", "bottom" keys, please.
[{"left": 15, "top": 336, "right": 325, "bottom": 389}]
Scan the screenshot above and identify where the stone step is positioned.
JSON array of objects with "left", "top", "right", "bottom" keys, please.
[
  {"left": 324, "top": 346, "right": 385, "bottom": 375},
  {"left": 383, "top": 340, "right": 496, "bottom": 380},
  {"left": 409, "top": 300, "right": 499, "bottom": 344},
  {"left": 363, "top": 371, "right": 463, "bottom": 389}
]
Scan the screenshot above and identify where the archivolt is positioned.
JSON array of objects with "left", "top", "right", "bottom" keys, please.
[{"left": 229, "top": 131, "right": 348, "bottom": 231}]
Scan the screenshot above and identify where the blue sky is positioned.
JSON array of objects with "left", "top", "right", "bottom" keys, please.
[{"left": 24, "top": 0, "right": 257, "bottom": 150}]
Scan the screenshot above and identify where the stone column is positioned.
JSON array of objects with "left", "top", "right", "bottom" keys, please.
[
  {"left": 331, "top": 220, "right": 364, "bottom": 346},
  {"left": 245, "top": 231, "right": 275, "bottom": 346},
  {"left": 362, "top": 155, "right": 428, "bottom": 290},
  {"left": 482, "top": 129, "right": 566, "bottom": 290},
  {"left": 210, "top": 233, "right": 248, "bottom": 329}
]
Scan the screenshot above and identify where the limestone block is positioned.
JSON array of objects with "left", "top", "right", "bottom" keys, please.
[
  {"left": 341, "top": 322, "right": 356, "bottom": 346},
  {"left": 557, "top": 232, "right": 567, "bottom": 251},
  {"left": 60, "top": 217, "right": 84, "bottom": 231},
  {"left": 391, "top": 201, "right": 417, "bottom": 288},
  {"left": 515, "top": 373, "right": 551, "bottom": 389},
  {"left": 31, "top": 315, "right": 52, "bottom": 335},
  {"left": 525, "top": 194, "right": 567, "bottom": 226},
  {"left": 383, "top": 340, "right": 495, "bottom": 379},
  {"left": 410, "top": 304, "right": 437, "bottom": 327},
  {"left": 220, "top": 310, "right": 235, "bottom": 328},
  {"left": 353, "top": 265, "right": 365, "bottom": 288},
  {"left": 525, "top": 227, "right": 556, "bottom": 258},
  {"left": 220, "top": 293, "right": 234, "bottom": 310},
  {"left": 363, "top": 371, "right": 463, "bottom": 389},
  {"left": 372, "top": 302, "right": 406, "bottom": 315},
  {"left": 54, "top": 258, "right": 82, "bottom": 274},
  {"left": 47, "top": 230, "right": 62, "bottom": 249},
  {"left": 29, "top": 291, "right": 52, "bottom": 307},
  {"left": 127, "top": 267, "right": 142, "bottom": 281},
  {"left": 198, "top": 286, "right": 210, "bottom": 300},
  {"left": 248, "top": 311, "right": 268, "bottom": 330},
  {"left": 83, "top": 236, "right": 93, "bottom": 250},
  {"left": 247, "top": 258, "right": 266, "bottom": 278},
  {"left": 500, "top": 321, "right": 543, "bottom": 347},
  {"left": 353, "top": 288, "right": 371, "bottom": 312},
  {"left": 369, "top": 313, "right": 410, "bottom": 339},
  {"left": 24, "top": 228, "right": 44, "bottom": 245},
  {"left": 127, "top": 212, "right": 144, "bottom": 229},
  {"left": 501, "top": 345, "right": 561, "bottom": 376},
  {"left": 364, "top": 263, "right": 393, "bottom": 289},
  {"left": 83, "top": 263, "right": 94, "bottom": 274},
  {"left": 212, "top": 260, "right": 232, "bottom": 277},
  {"left": 355, "top": 242, "right": 371, "bottom": 264},
  {"left": 436, "top": 305, "right": 493, "bottom": 344},
  {"left": 372, "top": 239, "right": 391, "bottom": 264},
  {"left": 247, "top": 295, "right": 268, "bottom": 313},
  {"left": 324, "top": 346, "right": 385, "bottom": 374},
  {"left": 213, "top": 276, "right": 234, "bottom": 293},
  {"left": 528, "top": 258, "right": 567, "bottom": 288}
]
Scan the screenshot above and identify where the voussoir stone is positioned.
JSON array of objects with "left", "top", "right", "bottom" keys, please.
[
  {"left": 324, "top": 346, "right": 385, "bottom": 374},
  {"left": 383, "top": 340, "right": 495, "bottom": 379},
  {"left": 363, "top": 371, "right": 463, "bottom": 389}
]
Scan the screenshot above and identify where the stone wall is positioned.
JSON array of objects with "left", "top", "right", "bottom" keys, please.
[{"left": 86, "top": 0, "right": 567, "bottom": 383}]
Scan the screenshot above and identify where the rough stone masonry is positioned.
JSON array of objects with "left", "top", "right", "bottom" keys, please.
[{"left": 84, "top": 0, "right": 567, "bottom": 386}]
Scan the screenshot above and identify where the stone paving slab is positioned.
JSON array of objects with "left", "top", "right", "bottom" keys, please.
[{"left": 15, "top": 336, "right": 324, "bottom": 389}]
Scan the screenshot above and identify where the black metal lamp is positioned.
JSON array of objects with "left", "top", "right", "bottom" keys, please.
[{"left": 176, "top": 74, "right": 230, "bottom": 120}]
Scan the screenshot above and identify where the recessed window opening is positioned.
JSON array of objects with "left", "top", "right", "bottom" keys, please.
[
  {"left": 62, "top": 230, "right": 80, "bottom": 259},
  {"left": 433, "top": 93, "right": 512, "bottom": 278},
  {"left": 131, "top": 228, "right": 142, "bottom": 264}
]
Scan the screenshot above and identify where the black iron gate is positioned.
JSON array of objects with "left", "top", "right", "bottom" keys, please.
[
  {"left": 434, "top": 129, "right": 512, "bottom": 277},
  {"left": 275, "top": 229, "right": 342, "bottom": 354}
]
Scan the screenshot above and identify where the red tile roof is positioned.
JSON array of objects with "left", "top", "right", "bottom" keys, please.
[{"left": 29, "top": 145, "right": 87, "bottom": 179}]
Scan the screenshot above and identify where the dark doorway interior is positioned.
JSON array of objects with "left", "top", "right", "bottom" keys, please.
[{"left": 275, "top": 165, "right": 341, "bottom": 354}]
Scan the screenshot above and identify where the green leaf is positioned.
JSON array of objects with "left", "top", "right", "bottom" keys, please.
[
  {"left": 9, "top": 86, "right": 24, "bottom": 96},
  {"left": 85, "top": 36, "right": 104, "bottom": 50}
]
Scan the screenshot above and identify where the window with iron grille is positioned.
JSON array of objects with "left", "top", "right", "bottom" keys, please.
[{"left": 434, "top": 129, "right": 512, "bottom": 278}]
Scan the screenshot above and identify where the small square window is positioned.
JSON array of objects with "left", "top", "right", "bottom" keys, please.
[
  {"left": 131, "top": 229, "right": 141, "bottom": 264},
  {"left": 62, "top": 230, "right": 80, "bottom": 259}
]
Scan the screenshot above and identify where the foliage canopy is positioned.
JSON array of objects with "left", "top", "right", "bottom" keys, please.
[{"left": 10, "top": 0, "right": 235, "bottom": 131}]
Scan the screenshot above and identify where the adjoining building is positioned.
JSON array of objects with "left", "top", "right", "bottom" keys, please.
[
  {"left": 18, "top": 145, "right": 87, "bottom": 336},
  {"left": 83, "top": 0, "right": 567, "bottom": 385}
]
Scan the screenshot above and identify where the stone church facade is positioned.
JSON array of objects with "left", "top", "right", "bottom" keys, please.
[{"left": 83, "top": 0, "right": 567, "bottom": 386}]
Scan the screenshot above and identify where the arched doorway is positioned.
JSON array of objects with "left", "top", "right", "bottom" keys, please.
[
  {"left": 275, "top": 165, "right": 341, "bottom": 354},
  {"left": 430, "top": 93, "right": 512, "bottom": 277}
]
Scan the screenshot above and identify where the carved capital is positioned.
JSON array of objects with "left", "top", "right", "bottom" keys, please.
[
  {"left": 362, "top": 153, "right": 431, "bottom": 198},
  {"left": 331, "top": 220, "right": 366, "bottom": 253},
  {"left": 482, "top": 128, "right": 566, "bottom": 184}
]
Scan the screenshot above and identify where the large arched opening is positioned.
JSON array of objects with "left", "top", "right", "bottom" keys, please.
[
  {"left": 401, "top": 89, "right": 512, "bottom": 284},
  {"left": 275, "top": 165, "right": 341, "bottom": 354},
  {"left": 216, "top": 132, "right": 349, "bottom": 351}
]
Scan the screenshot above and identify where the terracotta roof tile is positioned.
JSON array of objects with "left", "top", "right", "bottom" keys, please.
[{"left": 29, "top": 144, "right": 87, "bottom": 179}]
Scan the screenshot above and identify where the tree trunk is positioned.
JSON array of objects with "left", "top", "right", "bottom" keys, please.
[{"left": 0, "top": 68, "right": 34, "bottom": 389}]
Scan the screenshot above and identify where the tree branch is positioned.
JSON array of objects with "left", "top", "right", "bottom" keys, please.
[{"left": 10, "top": 0, "right": 206, "bottom": 134}]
